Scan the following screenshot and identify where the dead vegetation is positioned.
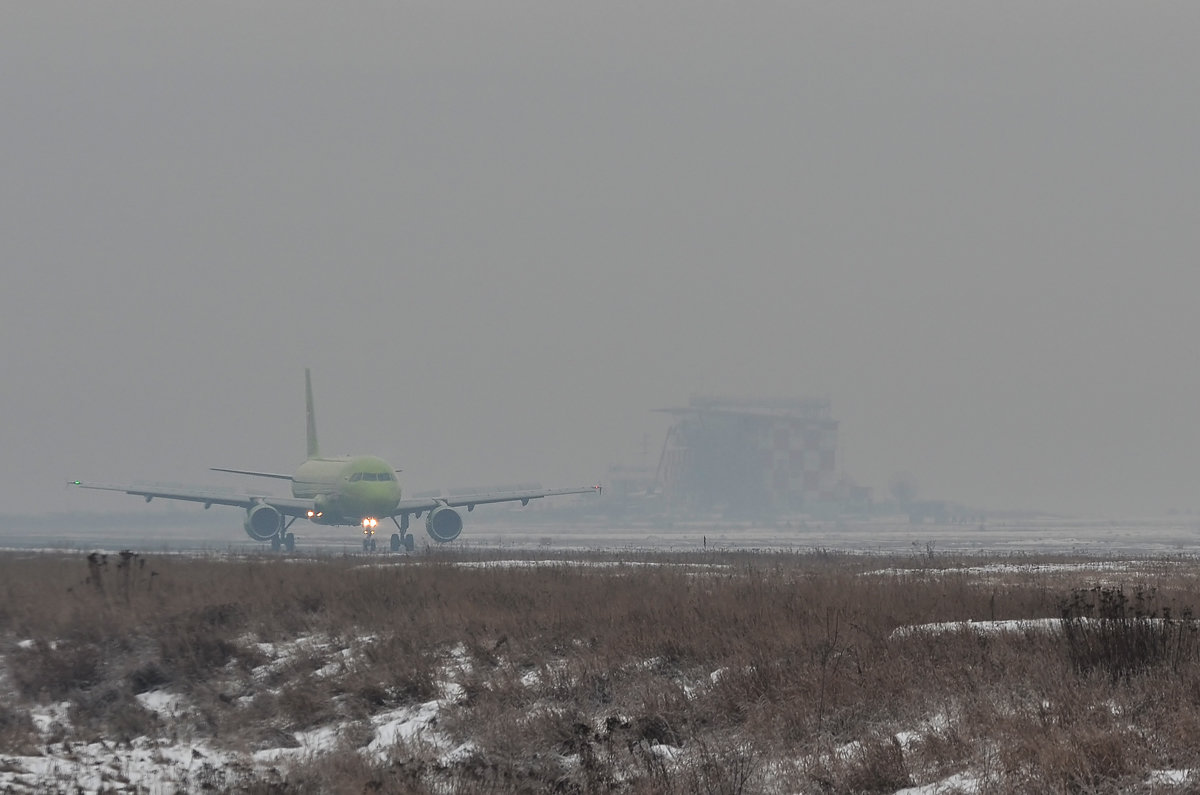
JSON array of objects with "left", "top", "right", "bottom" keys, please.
[{"left": 2, "top": 548, "right": 1200, "bottom": 792}]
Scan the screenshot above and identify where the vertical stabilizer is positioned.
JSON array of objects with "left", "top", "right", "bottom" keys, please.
[{"left": 305, "top": 368, "right": 320, "bottom": 459}]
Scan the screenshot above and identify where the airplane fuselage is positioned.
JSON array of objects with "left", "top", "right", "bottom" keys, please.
[{"left": 292, "top": 455, "right": 401, "bottom": 526}]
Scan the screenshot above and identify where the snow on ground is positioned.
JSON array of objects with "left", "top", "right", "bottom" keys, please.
[
  {"left": 5, "top": 631, "right": 1199, "bottom": 794},
  {"left": 249, "top": 633, "right": 379, "bottom": 682},
  {"left": 708, "top": 665, "right": 755, "bottom": 686},
  {"left": 863, "top": 561, "right": 1153, "bottom": 578},
  {"left": 898, "top": 767, "right": 1199, "bottom": 793},
  {"left": 648, "top": 743, "right": 683, "bottom": 761},
  {"left": 892, "top": 616, "right": 1200, "bottom": 640},
  {"left": 0, "top": 737, "right": 252, "bottom": 793},
  {"left": 892, "top": 714, "right": 952, "bottom": 751},
  {"left": 449, "top": 559, "right": 728, "bottom": 570},
  {"left": 313, "top": 646, "right": 356, "bottom": 679},
  {"left": 134, "top": 689, "right": 190, "bottom": 720},
  {"left": 26, "top": 701, "right": 71, "bottom": 735},
  {"left": 895, "top": 771, "right": 982, "bottom": 794},
  {"left": 253, "top": 722, "right": 352, "bottom": 763},
  {"left": 0, "top": 632, "right": 473, "bottom": 793},
  {"left": 1149, "top": 769, "right": 1197, "bottom": 786},
  {"left": 891, "top": 618, "right": 1064, "bottom": 639},
  {"left": 366, "top": 701, "right": 441, "bottom": 757},
  {"left": 248, "top": 680, "right": 473, "bottom": 767},
  {"left": 2, "top": 698, "right": 254, "bottom": 793},
  {"left": 366, "top": 699, "right": 478, "bottom": 765}
]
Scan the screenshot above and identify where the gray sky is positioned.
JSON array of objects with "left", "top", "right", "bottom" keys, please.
[{"left": 3, "top": 2, "right": 1199, "bottom": 518}]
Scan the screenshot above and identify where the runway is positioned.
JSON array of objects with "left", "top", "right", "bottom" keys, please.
[{"left": 2, "top": 514, "right": 1199, "bottom": 558}]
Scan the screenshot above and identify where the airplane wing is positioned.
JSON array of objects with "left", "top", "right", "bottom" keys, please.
[
  {"left": 71, "top": 481, "right": 315, "bottom": 517},
  {"left": 392, "top": 485, "right": 601, "bottom": 515},
  {"left": 210, "top": 467, "right": 294, "bottom": 480}
]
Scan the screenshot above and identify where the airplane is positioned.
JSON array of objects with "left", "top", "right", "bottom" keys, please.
[{"left": 73, "top": 369, "right": 600, "bottom": 552}]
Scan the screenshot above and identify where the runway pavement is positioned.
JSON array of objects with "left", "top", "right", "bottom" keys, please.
[{"left": 3, "top": 515, "right": 1199, "bottom": 557}]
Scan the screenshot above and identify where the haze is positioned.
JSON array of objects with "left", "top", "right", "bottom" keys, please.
[{"left": 3, "top": 3, "right": 1198, "bottom": 519}]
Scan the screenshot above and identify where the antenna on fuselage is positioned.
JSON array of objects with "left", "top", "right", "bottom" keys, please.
[{"left": 305, "top": 368, "right": 320, "bottom": 460}]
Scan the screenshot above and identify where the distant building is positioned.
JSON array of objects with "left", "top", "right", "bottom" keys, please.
[{"left": 654, "top": 396, "right": 840, "bottom": 516}]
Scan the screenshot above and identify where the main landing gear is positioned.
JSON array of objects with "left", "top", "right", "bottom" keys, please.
[
  {"left": 270, "top": 516, "right": 299, "bottom": 553},
  {"left": 389, "top": 514, "right": 415, "bottom": 553},
  {"left": 271, "top": 532, "right": 296, "bottom": 553}
]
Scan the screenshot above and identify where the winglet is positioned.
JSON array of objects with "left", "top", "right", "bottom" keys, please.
[{"left": 305, "top": 368, "right": 320, "bottom": 459}]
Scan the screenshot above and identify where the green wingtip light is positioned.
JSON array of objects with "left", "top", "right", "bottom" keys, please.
[{"left": 73, "top": 481, "right": 81, "bottom": 485}]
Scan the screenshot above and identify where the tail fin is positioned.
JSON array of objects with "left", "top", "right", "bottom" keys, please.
[{"left": 305, "top": 368, "right": 320, "bottom": 459}]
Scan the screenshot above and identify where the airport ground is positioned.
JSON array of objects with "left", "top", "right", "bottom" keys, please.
[{"left": 2, "top": 512, "right": 1200, "bottom": 557}]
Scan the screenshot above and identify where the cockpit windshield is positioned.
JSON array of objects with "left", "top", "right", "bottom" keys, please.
[{"left": 349, "top": 472, "right": 395, "bottom": 482}]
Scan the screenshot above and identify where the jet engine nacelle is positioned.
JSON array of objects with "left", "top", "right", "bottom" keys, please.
[
  {"left": 425, "top": 505, "right": 463, "bottom": 543},
  {"left": 244, "top": 504, "right": 283, "bottom": 541}
]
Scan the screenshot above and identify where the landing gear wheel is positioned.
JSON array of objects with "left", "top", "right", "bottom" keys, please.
[
  {"left": 271, "top": 536, "right": 282, "bottom": 552},
  {"left": 284, "top": 532, "right": 295, "bottom": 553},
  {"left": 404, "top": 534, "right": 415, "bottom": 553},
  {"left": 390, "top": 533, "right": 401, "bottom": 553},
  {"left": 363, "top": 538, "right": 370, "bottom": 552}
]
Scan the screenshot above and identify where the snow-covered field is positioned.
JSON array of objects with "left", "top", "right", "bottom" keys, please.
[
  {"left": 0, "top": 635, "right": 475, "bottom": 793},
  {"left": 5, "top": 527, "right": 1200, "bottom": 792},
  {"left": 8, "top": 635, "right": 1195, "bottom": 794}
]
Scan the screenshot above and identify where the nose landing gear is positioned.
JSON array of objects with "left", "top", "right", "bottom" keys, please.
[
  {"left": 361, "top": 515, "right": 414, "bottom": 553},
  {"left": 362, "top": 517, "right": 380, "bottom": 552}
]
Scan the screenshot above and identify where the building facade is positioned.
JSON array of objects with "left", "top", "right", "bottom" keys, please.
[{"left": 655, "top": 396, "right": 839, "bottom": 516}]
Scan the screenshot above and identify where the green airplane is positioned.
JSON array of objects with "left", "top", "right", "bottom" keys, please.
[{"left": 74, "top": 369, "right": 600, "bottom": 552}]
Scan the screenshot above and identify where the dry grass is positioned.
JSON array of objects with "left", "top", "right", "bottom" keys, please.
[{"left": 2, "top": 548, "right": 1200, "bottom": 791}]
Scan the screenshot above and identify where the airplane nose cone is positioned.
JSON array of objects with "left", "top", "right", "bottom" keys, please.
[
  {"left": 365, "top": 485, "right": 399, "bottom": 516},
  {"left": 345, "top": 481, "right": 397, "bottom": 519}
]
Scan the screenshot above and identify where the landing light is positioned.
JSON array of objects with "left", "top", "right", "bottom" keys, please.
[
  {"left": 361, "top": 517, "right": 378, "bottom": 529},
  {"left": 307, "top": 510, "right": 315, "bottom": 517}
]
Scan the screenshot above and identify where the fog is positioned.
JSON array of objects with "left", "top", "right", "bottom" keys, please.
[{"left": 3, "top": 2, "right": 1199, "bottom": 519}]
